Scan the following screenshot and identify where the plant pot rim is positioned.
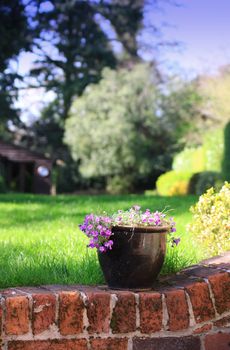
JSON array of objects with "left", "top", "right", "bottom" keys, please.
[{"left": 111, "top": 225, "right": 170, "bottom": 233}]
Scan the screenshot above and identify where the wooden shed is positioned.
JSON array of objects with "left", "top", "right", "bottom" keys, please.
[{"left": 0, "top": 140, "right": 52, "bottom": 194}]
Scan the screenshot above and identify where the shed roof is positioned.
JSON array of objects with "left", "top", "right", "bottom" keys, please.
[{"left": 0, "top": 140, "right": 51, "bottom": 163}]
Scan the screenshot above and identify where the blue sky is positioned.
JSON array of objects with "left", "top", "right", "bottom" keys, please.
[
  {"left": 15, "top": 0, "right": 230, "bottom": 122},
  {"left": 18, "top": 0, "right": 230, "bottom": 76},
  {"left": 149, "top": 0, "right": 230, "bottom": 77}
]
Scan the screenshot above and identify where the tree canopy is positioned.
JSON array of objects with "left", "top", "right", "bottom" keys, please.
[
  {"left": 65, "top": 64, "right": 199, "bottom": 193},
  {"left": 30, "top": 0, "right": 117, "bottom": 121},
  {"left": 198, "top": 66, "right": 230, "bottom": 128},
  {"left": 0, "top": 0, "right": 30, "bottom": 132}
]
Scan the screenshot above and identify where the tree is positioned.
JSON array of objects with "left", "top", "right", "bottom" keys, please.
[
  {"left": 30, "top": 0, "right": 116, "bottom": 121},
  {"left": 160, "top": 78, "right": 203, "bottom": 146},
  {"left": 198, "top": 65, "right": 230, "bottom": 129},
  {"left": 65, "top": 64, "right": 198, "bottom": 193},
  {"left": 0, "top": 0, "right": 30, "bottom": 134},
  {"left": 96, "top": 0, "right": 144, "bottom": 61},
  {"left": 0, "top": 0, "right": 29, "bottom": 71},
  {"left": 25, "top": 0, "right": 146, "bottom": 192}
]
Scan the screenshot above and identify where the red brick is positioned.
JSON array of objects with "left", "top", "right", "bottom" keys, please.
[
  {"left": 32, "top": 293, "right": 56, "bottom": 335},
  {"left": 0, "top": 289, "right": 26, "bottom": 298},
  {"left": 0, "top": 301, "right": 2, "bottom": 348},
  {"left": 86, "top": 292, "right": 110, "bottom": 334},
  {"left": 5, "top": 296, "right": 29, "bottom": 335},
  {"left": 215, "top": 263, "right": 230, "bottom": 270},
  {"left": 183, "top": 266, "right": 219, "bottom": 278},
  {"left": 0, "top": 301, "right": 2, "bottom": 333},
  {"left": 111, "top": 292, "right": 136, "bottom": 333},
  {"left": 193, "top": 323, "right": 212, "bottom": 334},
  {"left": 8, "top": 339, "right": 88, "bottom": 350},
  {"left": 205, "top": 332, "right": 230, "bottom": 350},
  {"left": 58, "top": 291, "right": 84, "bottom": 335},
  {"left": 139, "top": 292, "right": 162, "bottom": 333},
  {"left": 90, "top": 337, "right": 128, "bottom": 350},
  {"left": 208, "top": 272, "right": 230, "bottom": 314},
  {"left": 185, "top": 282, "right": 215, "bottom": 323},
  {"left": 214, "top": 315, "right": 230, "bottom": 327},
  {"left": 201, "top": 251, "right": 230, "bottom": 267},
  {"left": 133, "top": 336, "right": 201, "bottom": 350},
  {"left": 165, "top": 289, "right": 189, "bottom": 331}
]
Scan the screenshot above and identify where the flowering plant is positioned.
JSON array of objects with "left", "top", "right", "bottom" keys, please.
[{"left": 79, "top": 205, "right": 180, "bottom": 253}]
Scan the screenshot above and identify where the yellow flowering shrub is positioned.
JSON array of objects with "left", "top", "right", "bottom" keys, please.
[
  {"left": 188, "top": 182, "right": 230, "bottom": 256},
  {"left": 168, "top": 181, "right": 189, "bottom": 196},
  {"left": 156, "top": 171, "right": 192, "bottom": 196}
]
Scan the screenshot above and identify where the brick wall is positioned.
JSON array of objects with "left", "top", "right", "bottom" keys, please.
[{"left": 0, "top": 252, "right": 229, "bottom": 350}]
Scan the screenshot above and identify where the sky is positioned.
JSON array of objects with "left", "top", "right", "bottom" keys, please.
[
  {"left": 150, "top": 0, "right": 230, "bottom": 77},
  {"left": 15, "top": 0, "right": 230, "bottom": 122}
]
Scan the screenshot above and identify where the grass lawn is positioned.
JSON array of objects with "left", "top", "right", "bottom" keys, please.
[{"left": 0, "top": 193, "right": 204, "bottom": 288}]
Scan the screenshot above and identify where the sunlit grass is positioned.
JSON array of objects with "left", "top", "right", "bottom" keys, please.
[{"left": 0, "top": 193, "right": 201, "bottom": 288}]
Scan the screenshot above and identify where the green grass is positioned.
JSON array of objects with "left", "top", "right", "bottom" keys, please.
[{"left": 0, "top": 193, "right": 203, "bottom": 288}]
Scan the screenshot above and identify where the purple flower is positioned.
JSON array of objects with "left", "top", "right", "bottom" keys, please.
[
  {"left": 169, "top": 217, "right": 176, "bottom": 225},
  {"left": 79, "top": 224, "right": 86, "bottom": 232},
  {"left": 103, "top": 217, "right": 112, "bottom": 223},
  {"left": 133, "top": 205, "right": 141, "bottom": 211},
  {"left": 105, "top": 229, "right": 112, "bottom": 237},
  {"left": 80, "top": 206, "right": 179, "bottom": 253},
  {"left": 104, "top": 240, "right": 113, "bottom": 249},
  {"left": 86, "top": 214, "right": 94, "bottom": 221},
  {"left": 92, "top": 230, "right": 99, "bottom": 237},
  {"left": 88, "top": 240, "right": 96, "bottom": 248},
  {"left": 99, "top": 246, "right": 106, "bottom": 253},
  {"left": 172, "top": 237, "right": 181, "bottom": 246}
]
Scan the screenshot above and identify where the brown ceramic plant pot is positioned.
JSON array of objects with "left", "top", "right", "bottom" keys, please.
[{"left": 98, "top": 225, "right": 169, "bottom": 290}]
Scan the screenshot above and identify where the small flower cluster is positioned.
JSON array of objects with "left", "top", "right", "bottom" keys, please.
[
  {"left": 79, "top": 205, "right": 180, "bottom": 252},
  {"left": 79, "top": 214, "right": 113, "bottom": 253},
  {"left": 112, "top": 206, "right": 179, "bottom": 247},
  {"left": 112, "top": 205, "right": 173, "bottom": 228}
]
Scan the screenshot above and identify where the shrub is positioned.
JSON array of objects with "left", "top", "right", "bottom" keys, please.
[
  {"left": 106, "top": 175, "right": 133, "bottom": 194},
  {"left": 188, "top": 171, "right": 222, "bottom": 195},
  {"left": 188, "top": 182, "right": 230, "bottom": 256},
  {"left": 156, "top": 126, "right": 225, "bottom": 197},
  {"left": 0, "top": 175, "right": 7, "bottom": 193},
  {"left": 156, "top": 171, "right": 192, "bottom": 196},
  {"left": 203, "top": 128, "right": 224, "bottom": 171},
  {"left": 173, "top": 147, "right": 205, "bottom": 173},
  {"left": 222, "top": 121, "right": 230, "bottom": 182}
]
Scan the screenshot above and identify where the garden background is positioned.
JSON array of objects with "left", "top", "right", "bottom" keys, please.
[{"left": 0, "top": 0, "right": 229, "bottom": 288}]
